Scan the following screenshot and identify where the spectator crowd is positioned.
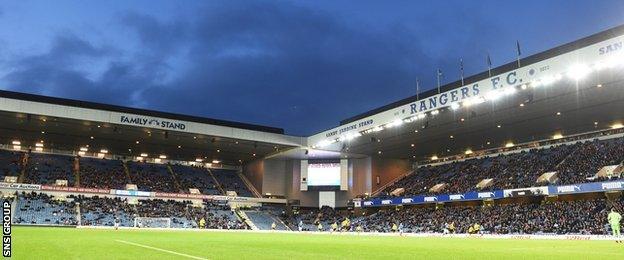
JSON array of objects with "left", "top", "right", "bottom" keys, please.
[{"left": 380, "top": 138, "right": 624, "bottom": 198}]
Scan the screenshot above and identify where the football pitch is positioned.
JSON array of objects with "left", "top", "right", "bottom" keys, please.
[{"left": 10, "top": 226, "right": 624, "bottom": 259}]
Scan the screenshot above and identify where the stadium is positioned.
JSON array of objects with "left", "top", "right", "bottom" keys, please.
[{"left": 2, "top": 6, "right": 624, "bottom": 260}]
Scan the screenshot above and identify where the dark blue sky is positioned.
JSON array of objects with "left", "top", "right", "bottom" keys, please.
[{"left": 1, "top": 0, "right": 623, "bottom": 136}]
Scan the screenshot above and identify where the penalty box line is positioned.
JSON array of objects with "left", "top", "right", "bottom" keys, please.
[{"left": 115, "top": 239, "right": 208, "bottom": 260}]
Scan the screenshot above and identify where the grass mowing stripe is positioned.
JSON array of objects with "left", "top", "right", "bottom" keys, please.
[{"left": 115, "top": 239, "right": 208, "bottom": 260}]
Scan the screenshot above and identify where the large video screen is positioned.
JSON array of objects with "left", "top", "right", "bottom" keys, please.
[{"left": 307, "top": 163, "right": 341, "bottom": 186}]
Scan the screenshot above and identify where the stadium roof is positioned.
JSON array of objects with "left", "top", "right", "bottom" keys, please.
[
  {"left": 0, "top": 90, "right": 304, "bottom": 165},
  {"left": 0, "top": 90, "right": 285, "bottom": 134},
  {"left": 340, "top": 24, "right": 624, "bottom": 125},
  {"left": 306, "top": 24, "right": 624, "bottom": 161}
]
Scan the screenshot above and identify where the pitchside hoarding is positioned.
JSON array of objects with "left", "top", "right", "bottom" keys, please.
[{"left": 362, "top": 190, "right": 505, "bottom": 207}]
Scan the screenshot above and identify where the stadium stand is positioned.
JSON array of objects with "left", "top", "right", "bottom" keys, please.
[
  {"left": 134, "top": 199, "right": 197, "bottom": 228},
  {"left": 379, "top": 137, "right": 624, "bottom": 198},
  {"left": 198, "top": 202, "right": 246, "bottom": 230},
  {"left": 0, "top": 149, "right": 22, "bottom": 179},
  {"left": 12, "top": 192, "right": 247, "bottom": 230},
  {"left": 127, "top": 161, "right": 179, "bottom": 193},
  {"left": 244, "top": 207, "right": 289, "bottom": 230},
  {"left": 75, "top": 195, "right": 135, "bottom": 227},
  {"left": 556, "top": 138, "right": 624, "bottom": 185},
  {"left": 285, "top": 206, "right": 347, "bottom": 231},
  {"left": 171, "top": 164, "right": 222, "bottom": 195},
  {"left": 13, "top": 192, "right": 78, "bottom": 225},
  {"left": 23, "top": 153, "right": 75, "bottom": 186},
  {"left": 79, "top": 157, "right": 129, "bottom": 189},
  {"left": 353, "top": 197, "right": 624, "bottom": 235},
  {"left": 211, "top": 169, "right": 253, "bottom": 197}
]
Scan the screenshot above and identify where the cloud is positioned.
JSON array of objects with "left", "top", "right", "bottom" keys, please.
[{"left": 1, "top": 1, "right": 500, "bottom": 135}]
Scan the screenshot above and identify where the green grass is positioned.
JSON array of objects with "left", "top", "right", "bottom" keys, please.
[{"left": 10, "top": 226, "right": 624, "bottom": 259}]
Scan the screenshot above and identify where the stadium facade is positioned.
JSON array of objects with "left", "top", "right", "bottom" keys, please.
[{"left": 1, "top": 24, "right": 624, "bottom": 235}]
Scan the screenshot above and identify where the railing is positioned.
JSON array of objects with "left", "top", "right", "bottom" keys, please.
[
  {"left": 238, "top": 171, "right": 262, "bottom": 198},
  {"left": 371, "top": 169, "right": 416, "bottom": 197}
]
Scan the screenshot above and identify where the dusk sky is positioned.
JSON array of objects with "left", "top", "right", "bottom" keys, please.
[{"left": 1, "top": 0, "right": 623, "bottom": 136}]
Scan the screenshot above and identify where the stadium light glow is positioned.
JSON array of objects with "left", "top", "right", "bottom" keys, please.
[
  {"left": 100, "top": 149, "right": 108, "bottom": 154},
  {"left": 505, "top": 142, "right": 515, "bottom": 148},
  {"left": 212, "top": 160, "right": 220, "bottom": 164},
  {"left": 80, "top": 147, "right": 88, "bottom": 152},
  {"left": 430, "top": 155, "right": 438, "bottom": 160},
  {"left": 430, "top": 110, "right": 439, "bottom": 115},
  {"left": 485, "top": 91, "right": 502, "bottom": 101},
  {"left": 140, "top": 153, "right": 148, "bottom": 157},
  {"left": 450, "top": 102, "right": 460, "bottom": 110},
  {"left": 386, "top": 119, "right": 403, "bottom": 128},
  {"left": 136, "top": 156, "right": 143, "bottom": 161},
  {"left": 463, "top": 96, "right": 485, "bottom": 107},
  {"left": 553, "top": 133, "right": 563, "bottom": 140},
  {"left": 11, "top": 140, "right": 20, "bottom": 145},
  {"left": 464, "top": 149, "right": 473, "bottom": 155},
  {"left": 35, "top": 143, "right": 44, "bottom": 147},
  {"left": 417, "top": 113, "right": 426, "bottom": 119},
  {"left": 611, "top": 123, "right": 624, "bottom": 129},
  {"left": 350, "top": 132, "right": 362, "bottom": 139},
  {"left": 372, "top": 126, "right": 384, "bottom": 132},
  {"left": 540, "top": 74, "right": 562, "bottom": 86},
  {"left": 159, "top": 155, "right": 167, "bottom": 159},
  {"left": 154, "top": 158, "right": 162, "bottom": 163},
  {"left": 317, "top": 139, "right": 336, "bottom": 147},
  {"left": 195, "top": 158, "right": 203, "bottom": 162},
  {"left": 339, "top": 132, "right": 362, "bottom": 142},
  {"left": 567, "top": 63, "right": 591, "bottom": 80},
  {"left": 602, "top": 53, "right": 624, "bottom": 68},
  {"left": 503, "top": 87, "right": 516, "bottom": 96},
  {"left": 13, "top": 145, "right": 21, "bottom": 150},
  {"left": 97, "top": 153, "right": 105, "bottom": 158},
  {"left": 78, "top": 151, "right": 86, "bottom": 156}
]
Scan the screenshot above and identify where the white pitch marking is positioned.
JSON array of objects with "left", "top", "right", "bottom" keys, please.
[{"left": 115, "top": 239, "right": 208, "bottom": 260}]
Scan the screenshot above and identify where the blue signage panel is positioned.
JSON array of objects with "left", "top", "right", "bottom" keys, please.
[
  {"left": 362, "top": 190, "right": 504, "bottom": 207},
  {"left": 550, "top": 180, "right": 624, "bottom": 195}
]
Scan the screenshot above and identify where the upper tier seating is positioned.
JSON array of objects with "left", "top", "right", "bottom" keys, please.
[
  {"left": 0, "top": 149, "right": 22, "bottom": 179},
  {"left": 127, "top": 161, "right": 179, "bottom": 193},
  {"left": 172, "top": 164, "right": 221, "bottom": 195},
  {"left": 380, "top": 138, "right": 624, "bottom": 198},
  {"left": 23, "top": 153, "right": 75, "bottom": 186},
  {"left": 211, "top": 169, "right": 253, "bottom": 197},
  {"left": 79, "top": 157, "right": 129, "bottom": 189},
  {"left": 556, "top": 138, "right": 624, "bottom": 184}
]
